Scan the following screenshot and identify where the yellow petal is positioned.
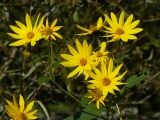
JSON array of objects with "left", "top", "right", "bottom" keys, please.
[
  {"left": 19, "top": 95, "right": 25, "bottom": 112},
  {"left": 112, "top": 71, "right": 127, "bottom": 81},
  {"left": 123, "top": 14, "right": 133, "bottom": 28},
  {"left": 111, "top": 12, "right": 119, "bottom": 26},
  {"left": 108, "top": 59, "right": 113, "bottom": 75},
  {"left": 68, "top": 45, "right": 80, "bottom": 59},
  {"left": 15, "top": 21, "right": 27, "bottom": 30},
  {"left": 67, "top": 66, "right": 81, "bottom": 78},
  {"left": 60, "top": 61, "right": 79, "bottom": 67},
  {"left": 76, "top": 39, "right": 83, "bottom": 55},
  {"left": 9, "top": 39, "right": 27, "bottom": 46},
  {"left": 100, "top": 42, "right": 107, "bottom": 52},
  {"left": 52, "top": 26, "right": 63, "bottom": 31},
  {"left": 126, "top": 28, "right": 143, "bottom": 34},
  {"left": 26, "top": 13, "right": 32, "bottom": 30},
  {"left": 104, "top": 14, "right": 116, "bottom": 29},
  {"left": 97, "top": 17, "right": 103, "bottom": 29},
  {"left": 24, "top": 101, "right": 34, "bottom": 113},
  {"left": 119, "top": 11, "right": 124, "bottom": 27},
  {"left": 109, "top": 64, "right": 123, "bottom": 79},
  {"left": 76, "top": 24, "right": 91, "bottom": 32},
  {"left": 125, "top": 20, "right": 140, "bottom": 30},
  {"left": 51, "top": 19, "right": 57, "bottom": 28},
  {"left": 53, "top": 32, "right": 63, "bottom": 39}
]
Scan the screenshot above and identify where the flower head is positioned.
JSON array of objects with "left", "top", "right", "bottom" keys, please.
[
  {"left": 61, "top": 39, "right": 97, "bottom": 79},
  {"left": 40, "top": 18, "right": 63, "bottom": 40},
  {"left": 93, "top": 42, "right": 110, "bottom": 65},
  {"left": 87, "top": 58, "right": 127, "bottom": 96},
  {"left": 86, "top": 87, "right": 107, "bottom": 109},
  {"left": 103, "top": 11, "right": 143, "bottom": 42},
  {"left": 5, "top": 94, "right": 38, "bottom": 120},
  {"left": 8, "top": 13, "right": 44, "bottom": 46},
  {"left": 76, "top": 17, "right": 104, "bottom": 36}
]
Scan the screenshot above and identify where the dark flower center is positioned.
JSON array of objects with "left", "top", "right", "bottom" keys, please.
[
  {"left": 116, "top": 28, "right": 124, "bottom": 35},
  {"left": 102, "top": 77, "right": 111, "bottom": 86},
  {"left": 80, "top": 58, "right": 87, "bottom": 66},
  {"left": 27, "top": 31, "right": 34, "bottom": 39}
]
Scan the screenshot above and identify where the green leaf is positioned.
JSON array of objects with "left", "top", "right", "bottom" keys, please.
[
  {"left": 65, "top": 103, "right": 105, "bottom": 120},
  {"left": 80, "top": 93, "right": 91, "bottom": 107},
  {"left": 114, "top": 54, "right": 129, "bottom": 65},
  {"left": 51, "top": 59, "right": 64, "bottom": 69},
  {"left": 124, "top": 74, "right": 147, "bottom": 88},
  {"left": 65, "top": 93, "right": 106, "bottom": 120},
  {"left": 37, "top": 76, "right": 50, "bottom": 85}
]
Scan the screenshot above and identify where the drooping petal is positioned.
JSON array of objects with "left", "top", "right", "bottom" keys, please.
[
  {"left": 67, "top": 66, "right": 81, "bottom": 78},
  {"left": 9, "top": 39, "right": 27, "bottom": 46}
]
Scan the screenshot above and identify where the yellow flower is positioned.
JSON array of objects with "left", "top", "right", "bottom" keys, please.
[
  {"left": 76, "top": 17, "right": 103, "bottom": 36},
  {"left": 8, "top": 13, "right": 44, "bottom": 46},
  {"left": 5, "top": 94, "right": 38, "bottom": 120},
  {"left": 22, "top": 50, "right": 31, "bottom": 58},
  {"left": 87, "top": 58, "right": 127, "bottom": 96},
  {"left": 86, "top": 87, "right": 107, "bottom": 109},
  {"left": 103, "top": 11, "right": 143, "bottom": 42},
  {"left": 93, "top": 42, "right": 110, "bottom": 65},
  {"left": 40, "top": 18, "right": 63, "bottom": 40},
  {"left": 61, "top": 39, "right": 97, "bottom": 79}
]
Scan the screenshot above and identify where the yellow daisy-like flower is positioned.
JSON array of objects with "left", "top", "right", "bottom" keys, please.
[
  {"left": 61, "top": 39, "right": 97, "bottom": 79},
  {"left": 40, "top": 18, "right": 63, "bottom": 40},
  {"left": 93, "top": 42, "right": 110, "bottom": 65},
  {"left": 86, "top": 87, "right": 107, "bottom": 109},
  {"left": 76, "top": 17, "right": 103, "bottom": 36},
  {"left": 8, "top": 13, "right": 44, "bottom": 46},
  {"left": 5, "top": 94, "right": 38, "bottom": 120},
  {"left": 103, "top": 11, "right": 143, "bottom": 42},
  {"left": 87, "top": 58, "right": 127, "bottom": 96}
]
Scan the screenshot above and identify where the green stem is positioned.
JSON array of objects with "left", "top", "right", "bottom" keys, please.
[
  {"left": 116, "top": 103, "right": 122, "bottom": 120},
  {"left": 50, "top": 76, "right": 80, "bottom": 103}
]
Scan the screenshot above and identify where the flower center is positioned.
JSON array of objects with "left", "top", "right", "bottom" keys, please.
[
  {"left": 46, "top": 28, "right": 53, "bottom": 35},
  {"left": 102, "top": 77, "right": 111, "bottom": 86},
  {"left": 18, "top": 113, "right": 28, "bottom": 120},
  {"left": 97, "top": 51, "right": 103, "bottom": 57},
  {"left": 92, "top": 88, "right": 102, "bottom": 100},
  {"left": 116, "top": 28, "right": 124, "bottom": 35},
  {"left": 80, "top": 58, "right": 87, "bottom": 66},
  {"left": 27, "top": 31, "right": 34, "bottom": 39}
]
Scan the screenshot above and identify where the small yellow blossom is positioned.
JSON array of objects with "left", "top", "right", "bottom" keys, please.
[
  {"left": 93, "top": 42, "right": 110, "bottom": 65},
  {"left": 61, "top": 39, "right": 97, "bottom": 79},
  {"left": 76, "top": 17, "right": 104, "bottom": 36},
  {"left": 5, "top": 94, "right": 38, "bottom": 120},
  {"left": 87, "top": 58, "right": 127, "bottom": 96},
  {"left": 103, "top": 11, "right": 143, "bottom": 42},
  {"left": 22, "top": 50, "right": 31, "bottom": 58},
  {"left": 86, "top": 87, "right": 107, "bottom": 109},
  {"left": 8, "top": 13, "right": 44, "bottom": 46},
  {"left": 40, "top": 18, "right": 63, "bottom": 40}
]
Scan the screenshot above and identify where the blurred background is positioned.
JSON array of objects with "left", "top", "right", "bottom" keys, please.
[{"left": 0, "top": 0, "right": 160, "bottom": 119}]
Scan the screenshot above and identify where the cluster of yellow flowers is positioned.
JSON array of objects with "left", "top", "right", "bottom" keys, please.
[
  {"left": 61, "top": 11, "right": 143, "bottom": 109},
  {"left": 8, "top": 13, "right": 63, "bottom": 47},
  {"left": 5, "top": 11, "right": 143, "bottom": 119}
]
